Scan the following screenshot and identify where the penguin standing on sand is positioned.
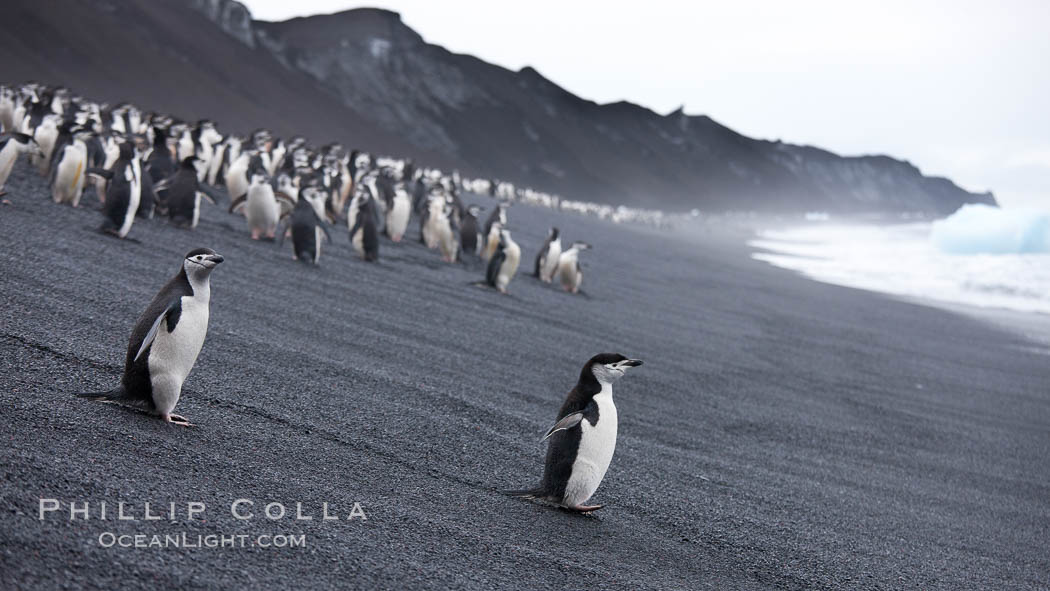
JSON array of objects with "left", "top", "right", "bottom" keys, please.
[
  {"left": 349, "top": 189, "right": 379, "bottom": 262},
  {"left": 90, "top": 142, "right": 141, "bottom": 238},
  {"left": 49, "top": 126, "right": 89, "bottom": 207},
  {"left": 507, "top": 354, "right": 643, "bottom": 512},
  {"left": 224, "top": 150, "right": 251, "bottom": 203},
  {"left": 146, "top": 125, "right": 175, "bottom": 189},
  {"left": 77, "top": 248, "right": 225, "bottom": 426},
  {"left": 460, "top": 205, "right": 482, "bottom": 256},
  {"left": 154, "top": 157, "right": 222, "bottom": 229},
  {"left": 281, "top": 186, "right": 331, "bottom": 264},
  {"left": 384, "top": 182, "right": 411, "bottom": 242},
  {"left": 435, "top": 202, "right": 459, "bottom": 263},
  {"left": 0, "top": 132, "right": 43, "bottom": 197},
  {"left": 481, "top": 203, "right": 508, "bottom": 260},
  {"left": 485, "top": 226, "right": 521, "bottom": 294},
  {"left": 240, "top": 169, "right": 281, "bottom": 240},
  {"left": 557, "top": 241, "right": 591, "bottom": 294},
  {"left": 535, "top": 227, "right": 561, "bottom": 282}
]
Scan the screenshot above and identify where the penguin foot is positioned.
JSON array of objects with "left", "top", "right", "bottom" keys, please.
[
  {"left": 164, "top": 414, "right": 195, "bottom": 427},
  {"left": 567, "top": 504, "right": 603, "bottom": 513}
]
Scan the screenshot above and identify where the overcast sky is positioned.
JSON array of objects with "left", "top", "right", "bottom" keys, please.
[{"left": 242, "top": 0, "right": 1048, "bottom": 208}]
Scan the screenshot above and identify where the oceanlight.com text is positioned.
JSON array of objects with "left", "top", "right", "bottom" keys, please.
[{"left": 97, "top": 532, "right": 307, "bottom": 549}]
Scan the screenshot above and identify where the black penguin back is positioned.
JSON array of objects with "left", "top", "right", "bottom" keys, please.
[{"left": 290, "top": 198, "right": 321, "bottom": 263}]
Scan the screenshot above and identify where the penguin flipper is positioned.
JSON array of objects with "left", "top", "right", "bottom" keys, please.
[
  {"left": 228, "top": 193, "right": 247, "bottom": 214},
  {"left": 485, "top": 249, "right": 505, "bottom": 287},
  {"left": 134, "top": 299, "right": 181, "bottom": 362},
  {"left": 86, "top": 167, "right": 114, "bottom": 181},
  {"left": 198, "top": 182, "right": 226, "bottom": 205},
  {"left": 275, "top": 191, "right": 296, "bottom": 209},
  {"left": 276, "top": 222, "right": 287, "bottom": 248},
  {"left": 541, "top": 412, "right": 584, "bottom": 442},
  {"left": 348, "top": 216, "right": 363, "bottom": 241}
]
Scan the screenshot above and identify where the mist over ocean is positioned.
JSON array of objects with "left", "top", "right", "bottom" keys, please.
[{"left": 750, "top": 205, "right": 1050, "bottom": 315}]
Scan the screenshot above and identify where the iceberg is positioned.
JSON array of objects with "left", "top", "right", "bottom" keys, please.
[{"left": 931, "top": 204, "right": 1050, "bottom": 254}]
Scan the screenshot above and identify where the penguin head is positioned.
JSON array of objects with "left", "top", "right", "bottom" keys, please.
[
  {"left": 72, "top": 128, "right": 95, "bottom": 143},
  {"left": 183, "top": 248, "right": 224, "bottom": 276},
  {"left": 301, "top": 186, "right": 326, "bottom": 209},
  {"left": 571, "top": 241, "right": 591, "bottom": 251},
  {"left": 199, "top": 120, "right": 222, "bottom": 144},
  {"left": 117, "top": 141, "right": 135, "bottom": 161},
  {"left": 586, "top": 354, "right": 643, "bottom": 385},
  {"left": 467, "top": 205, "right": 482, "bottom": 218},
  {"left": 549, "top": 227, "right": 560, "bottom": 239}
]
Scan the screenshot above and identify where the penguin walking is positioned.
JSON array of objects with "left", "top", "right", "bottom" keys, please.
[
  {"left": 29, "top": 114, "right": 59, "bottom": 175},
  {"left": 77, "top": 248, "right": 225, "bottom": 426},
  {"left": 242, "top": 171, "right": 280, "bottom": 240},
  {"left": 481, "top": 203, "right": 508, "bottom": 261},
  {"left": 506, "top": 354, "right": 643, "bottom": 512},
  {"left": 485, "top": 227, "right": 521, "bottom": 294},
  {"left": 349, "top": 189, "right": 379, "bottom": 262},
  {"left": 0, "top": 87, "right": 15, "bottom": 133},
  {"left": 460, "top": 205, "right": 482, "bottom": 256},
  {"left": 435, "top": 203, "right": 459, "bottom": 263},
  {"left": 557, "top": 241, "right": 591, "bottom": 294},
  {"left": 146, "top": 125, "right": 175, "bottom": 194},
  {"left": 281, "top": 186, "right": 331, "bottom": 264},
  {"left": 224, "top": 150, "right": 252, "bottom": 204},
  {"left": 154, "top": 156, "right": 220, "bottom": 229},
  {"left": 422, "top": 194, "right": 446, "bottom": 249},
  {"left": 384, "top": 183, "right": 411, "bottom": 242},
  {"left": 49, "top": 127, "right": 89, "bottom": 206},
  {"left": 0, "top": 132, "right": 43, "bottom": 197},
  {"left": 535, "top": 227, "right": 561, "bottom": 282},
  {"left": 89, "top": 142, "right": 142, "bottom": 238}
]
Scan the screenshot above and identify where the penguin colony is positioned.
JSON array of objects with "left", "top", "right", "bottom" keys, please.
[
  {"left": 4, "top": 82, "right": 646, "bottom": 513},
  {"left": 1, "top": 82, "right": 612, "bottom": 294}
]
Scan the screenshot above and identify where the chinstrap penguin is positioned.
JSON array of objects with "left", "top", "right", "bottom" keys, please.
[
  {"left": 535, "top": 227, "right": 561, "bottom": 282},
  {"left": 77, "top": 248, "right": 225, "bottom": 426},
  {"left": 0, "top": 132, "right": 44, "bottom": 197},
  {"left": 507, "top": 354, "right": 643, "bottom": 512},
  {"left": 557, "top": 241, "right": 591, "bottom": 294},
  {"left": 485, "top": 226, "right": 520, "bottom": 294}
]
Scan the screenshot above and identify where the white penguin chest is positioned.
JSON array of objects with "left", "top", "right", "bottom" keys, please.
[
  {"left": 564, "top": 385, "right": 618, "bottom": 505},
  {"left": 542, "top": 241, "right": 561, "bottom": 276},
  {"left": 0, "top": 143, "right": 18, "bottom": 180},
  {"left": 577, "top": 387, "right": 618, "bottom": 470},
  {"left": 148, "top": 292, "right": 210, "bottom": 383},
  {"left": 246, "top": 185, "right": 278, "bottom": 227},
  {"left": 388, "top": 194, "right": 410, "bottom": 232},
  {"left": 498, "top": 243, "right": 521, "bottom": 284}
]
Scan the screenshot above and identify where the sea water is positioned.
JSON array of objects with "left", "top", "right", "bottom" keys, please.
[{"left": 749, "top": 205, "right": 1050, "bottom": 314}]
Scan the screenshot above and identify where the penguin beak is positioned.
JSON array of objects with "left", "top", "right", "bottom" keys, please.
[
  {"left": 624, "top": 359, "right": 643, "bottom": 367},
  {"left": 205, "top": 253, "right": 224, "bottom": 266}
]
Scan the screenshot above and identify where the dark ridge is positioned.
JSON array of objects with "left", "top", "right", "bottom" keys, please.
[{"left": 0, "top": 0, "right": 996, "bottom": 214}]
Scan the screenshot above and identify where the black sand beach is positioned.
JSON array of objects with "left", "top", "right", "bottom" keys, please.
[{"left": 1, "top": 162, "right": 1047, "bottom": 589}]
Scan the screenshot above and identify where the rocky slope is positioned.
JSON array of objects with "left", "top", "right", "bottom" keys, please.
[{"left": 1, "top": 0, "right": 995, "bottom": 213}]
